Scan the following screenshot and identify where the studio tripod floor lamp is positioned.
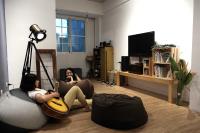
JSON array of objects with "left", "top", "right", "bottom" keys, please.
[{"left": 20, "top": 24, "right": 54, "bottom": 89}]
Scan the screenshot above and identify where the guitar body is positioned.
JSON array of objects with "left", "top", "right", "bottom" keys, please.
[
  {"left": 41, "top": 97, "right": 68, "bottom": 119},
  {"left": 40, "top": 82, "right": 69, "bottom": 119}
]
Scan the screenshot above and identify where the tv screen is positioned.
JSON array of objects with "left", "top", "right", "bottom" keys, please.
[{"left": 128, "top": 31, "right": 155, "bottom": 57}]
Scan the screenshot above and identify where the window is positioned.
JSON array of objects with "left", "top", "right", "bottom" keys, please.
[{"left": 56, "top": 17, "right": 85, "bottom": 52}]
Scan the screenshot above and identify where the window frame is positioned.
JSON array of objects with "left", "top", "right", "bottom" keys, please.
[{"left": 56, "top": 15, "right": 86, "bottom": 53}]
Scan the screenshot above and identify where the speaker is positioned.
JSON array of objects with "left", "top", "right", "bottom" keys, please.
[
  {"left": 121, "top": 56, "right": 129, "bottom": 71},
  {"left": 128, "top": 63, "right": 143, "bottom": 74}
]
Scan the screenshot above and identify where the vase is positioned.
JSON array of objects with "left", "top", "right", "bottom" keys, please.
[
  {"left": 176, "top": 92, "right": 182, "bottom": 105},
  {"left": 176, "top": 82, "right": 184, "bottom": 106}
]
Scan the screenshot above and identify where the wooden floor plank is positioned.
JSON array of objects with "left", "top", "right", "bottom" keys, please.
[{"left": 32, "top": 80, "right": 200, "bottom": 133}]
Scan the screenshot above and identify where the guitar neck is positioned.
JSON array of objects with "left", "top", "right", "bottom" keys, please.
[{"left": 54, "top": 81, "right": 59, "bottom": 92}]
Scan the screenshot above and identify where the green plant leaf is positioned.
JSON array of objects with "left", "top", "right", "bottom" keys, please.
[
  {"left": 169, "top": 56, "right": 179, "bottom": 73},
  {"left": 178, "top": 59, "right": 187, "bottom": 72},
  {"left": 184, "top": 72, "right": 193, "bottom": 85}
]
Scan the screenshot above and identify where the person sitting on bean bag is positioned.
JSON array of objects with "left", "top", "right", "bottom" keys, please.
[
  {"left": 65, "top": 67, "right": 81, "bottom": 84},
  {"left": 59, "top": 68, "right": 94, "bottom": 99},
  {"left": 20, "top": 73, "right": 91, "bottom": 115}
]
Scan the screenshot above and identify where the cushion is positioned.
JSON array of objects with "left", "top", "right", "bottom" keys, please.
[
  {"left": 0, "top": 89, "right": 48, "bottom": 132},
  {"left": 59, "top": 79, "right": 94, "bottom": 99},
  {"left": 91, "top": 94, "right": 148, "bottom": 129}
]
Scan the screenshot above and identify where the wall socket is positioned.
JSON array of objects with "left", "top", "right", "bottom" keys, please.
[
  {"left": 0, "top": 89, "right": 3, "bottom": 96},
  {"left": 6, "top": 82, "right": 14, "bottom": 90}
]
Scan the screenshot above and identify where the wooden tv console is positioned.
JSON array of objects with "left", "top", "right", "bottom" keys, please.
[{"left": 116, "top": 71, "right": 175, "bottom": 103}]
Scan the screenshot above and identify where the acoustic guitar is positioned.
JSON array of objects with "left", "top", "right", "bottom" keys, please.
[{"left": 40, "top": 82, "right": 69, "bottom": 119}]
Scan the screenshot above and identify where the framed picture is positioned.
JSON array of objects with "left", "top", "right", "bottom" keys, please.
[{"left": 36, "top": 49, "right": 57, "bottom": 89}]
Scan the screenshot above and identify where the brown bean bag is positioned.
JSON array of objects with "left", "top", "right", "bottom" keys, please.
[{"left": 58, "top": 79, "right": 94, "bottom": 99}]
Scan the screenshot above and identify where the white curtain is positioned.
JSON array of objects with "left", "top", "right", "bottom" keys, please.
[
  {"left": 0, "top": 0, "right": 9, "bottom": 92},
  {"left": 189, "top": 0, "right": 200, "bottom": 112},
  {"left": 85, "top": 17, "right": 95, "bottom": 56}
]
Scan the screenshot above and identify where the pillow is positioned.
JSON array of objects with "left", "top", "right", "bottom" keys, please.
[
  {"left": 59, "top": 79, "right": 94, "bottom": 99},
  {"left": 58, "top": 81, "right": 73, "bottom": 97}
]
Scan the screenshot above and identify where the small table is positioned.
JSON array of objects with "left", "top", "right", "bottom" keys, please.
[{"left": 116, "top": 71, "right": 175, "bottom": 103}]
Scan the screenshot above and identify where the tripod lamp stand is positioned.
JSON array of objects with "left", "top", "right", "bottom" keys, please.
[{"left": 20, "top": 24, "right": 54, "bottom": 90}]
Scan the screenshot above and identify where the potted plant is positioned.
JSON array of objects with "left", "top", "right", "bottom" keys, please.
[{"left": 169, "top": 57, "right": 193, "bottom": 105}]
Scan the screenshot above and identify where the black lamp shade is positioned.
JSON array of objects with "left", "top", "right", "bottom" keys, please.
[{"left": 29, "top": 24, "right": 46, "bottom": 42}]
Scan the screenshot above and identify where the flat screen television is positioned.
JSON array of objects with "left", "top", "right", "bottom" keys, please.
[{"left": 128, "top": 31, "right": 155, "bottom": 57}]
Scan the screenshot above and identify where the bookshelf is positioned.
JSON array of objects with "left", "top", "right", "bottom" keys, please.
[
  {"left": 93, "top": 48, "right": 101, "bottom": 79},
  {"left": 152, "top": 47, "right": 179, "bottom": 79}
]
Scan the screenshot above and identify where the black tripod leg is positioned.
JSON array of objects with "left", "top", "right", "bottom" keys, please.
[{"left": 20, "top": 42, "right": 32, "bottom": 88}]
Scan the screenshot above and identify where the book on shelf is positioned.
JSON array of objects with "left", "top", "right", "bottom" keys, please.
[
  {"left": 166, "top": 69, "right": 172, "bottom": 78},
  {"left": 154, "top": 65, "right": 171, "bottom": 78},
  {"left": 143, "top": 69, "right": 149, "bottom": 75},
  {"left": 154, "top": 51, "right": 170, "bottom": 63},
  {"left": 162, "top": 52, "right": 170, "bottom": 63},
  {"left": 143, "top": 58, "right": 149, "bottom": 67}
]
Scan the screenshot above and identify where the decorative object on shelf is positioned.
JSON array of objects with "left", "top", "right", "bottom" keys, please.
[
  {"left": 152, "top": 43, "right": 176, "bottom": 49},
  {"left": 100, "top": 40, "right": 112, "bottom": 47},
  {"left": 169, "top": 57, "right": 193, "bottom": 105}
]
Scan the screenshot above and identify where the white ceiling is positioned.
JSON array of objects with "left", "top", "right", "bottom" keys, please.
[{"left": 88, "top": 0, "right": 106, "bottom": 3}]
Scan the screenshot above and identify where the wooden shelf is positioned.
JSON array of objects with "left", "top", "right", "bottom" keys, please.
[
  {"left": 116, "top": 71, "right": 175, "bottom": 103},
  {"left": 153, "top": 62, "right": 171, "bottom": 65},
  {"left": 142, "top": 57, "right": 152, "bottom": 76}
]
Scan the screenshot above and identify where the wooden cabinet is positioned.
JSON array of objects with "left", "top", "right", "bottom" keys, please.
[
  {"left": 100, "top": 47, "right": 114, "bottom": 82},
  {"left": 152, "top": 47, "right": 178, "bottom": 79}
]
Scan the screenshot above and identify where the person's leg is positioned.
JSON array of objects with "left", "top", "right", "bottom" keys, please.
[{"left": 64, "top": 86, "right": 90, "bottom": 110}]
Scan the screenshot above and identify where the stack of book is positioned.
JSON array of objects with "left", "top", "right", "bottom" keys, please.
[
  {"left": 154, "top": 51, "right": 170, "bottom": 63},
  {"left": 154, "top": 65, "right": 171, "bottom": 78}
]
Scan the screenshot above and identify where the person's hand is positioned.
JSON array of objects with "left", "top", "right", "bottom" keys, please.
[
  {"left": 52, "top": 92, "right": 60, "bottom": 98},
  {"left": 70, "top": 76, "right": 73, "bottom": 82},
  {"left": 69, "top": 76, "right": 77, "bottom": 84}
]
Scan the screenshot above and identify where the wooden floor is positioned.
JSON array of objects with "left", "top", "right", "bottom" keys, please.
[{"left": 32, "top": 80, "right": 200, "bottom": 133}]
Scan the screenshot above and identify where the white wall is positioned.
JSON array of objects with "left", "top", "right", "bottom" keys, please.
[
  {"left": 5, "top": 0, "right": 56, "bottom": 88},
  {"left": 190, "top": 0, "right": 200, "bottom": 112},
  {"left": 56, "top": 0, "right": 103, "bottom": 16},
  {"left": 102, "top": 0, "right": 193, "bottom": 97},
  {"left": 56, "top": 0, "right": 103, "bottom": 77}
]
